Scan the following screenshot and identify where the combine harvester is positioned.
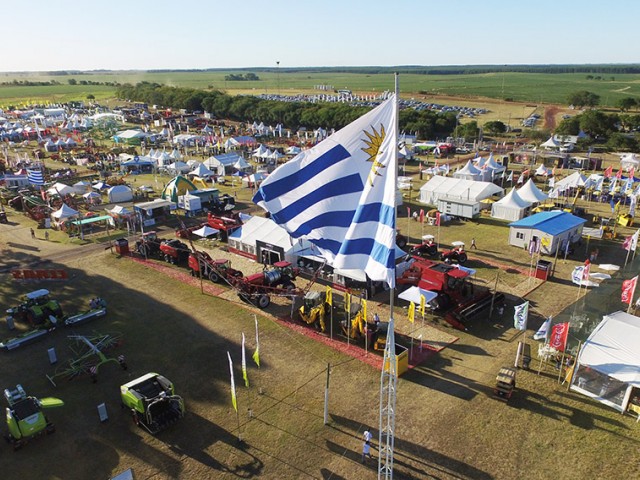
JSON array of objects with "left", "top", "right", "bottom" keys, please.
[{"left": 398, "top": 257, "right": 503, "bottom": 330}]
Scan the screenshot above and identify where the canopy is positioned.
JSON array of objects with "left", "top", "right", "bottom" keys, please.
[
  {"left": 189, "top": 163, "right": 215, "bottom": 178},
  {"left": 517, "top": 178, "right": 548, "bottom": 203},
  {"left": 555, "top": 171, "right": 587, "bottom": 190},
  {"left": 398, "top": 286, "right": 438, "bottom": 305},
  {"left": 453, "top": 160, "right": 482, "bottom": 180},
  {"left": 491, "top": 187, "right": 532, "bottom": 221},
  {"left": 191, "top": 225, "right": 220, "bottom": 238},
  {"left": 419, "top": 176, "right": 503, "bottom": 205},
  {"left": 108, "top": 205, "right": 132, "bottom": 216},
  {"left": 47, "top": 182, "right": 74, "bottom": 196},
  {"left": 578, "top": 311, "right": 640, "bottom": 388},
  {"left": 51, "top": 203, "right": 79, "bottom": 219}
]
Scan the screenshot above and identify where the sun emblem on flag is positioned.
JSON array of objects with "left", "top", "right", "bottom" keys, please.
[{"left": 361, "top": 124, "right": 386, "bottom": 186}]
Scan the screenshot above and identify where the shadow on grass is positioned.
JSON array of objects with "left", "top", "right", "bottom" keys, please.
[{"left": 328, "top": 414, "right": 493, "bottom": 480}]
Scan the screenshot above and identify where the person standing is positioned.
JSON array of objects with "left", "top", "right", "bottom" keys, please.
[
  {"left": 30, "top": 228, "right": 35, "bottom": 239},
  {"left": 471, "top": 237, "right": 477, "bottom": 250}
]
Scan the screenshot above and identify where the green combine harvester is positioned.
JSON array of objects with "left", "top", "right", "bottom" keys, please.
[
  {"left": 4, "top": 384, "right": 64, "bottom": 450},
  {"left": 120, "top": 373, "right": 184, "bottom": 434}
]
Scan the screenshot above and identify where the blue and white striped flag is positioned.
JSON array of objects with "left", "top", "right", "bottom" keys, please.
[
  {"left": 27, "top": 168, "right": 44, "bottom": 185},
  {"left": 253, "top": 96, "right": 398, "bottom": 287}
]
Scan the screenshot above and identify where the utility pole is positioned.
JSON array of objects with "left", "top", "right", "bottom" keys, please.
[{"left": 276, "top": 61, "right": 280, "bottom": 95}]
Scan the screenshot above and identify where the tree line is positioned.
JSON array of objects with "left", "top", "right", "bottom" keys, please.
[{"left": 116, "top": 82, "right": 457, "bottom": 139}]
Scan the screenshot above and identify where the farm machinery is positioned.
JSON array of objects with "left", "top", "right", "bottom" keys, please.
[
  {"left": 3, "top": 384, "right": 64, "bottom": 450},
  {"left": 188, "top": 253, "right": 243, "bottom": 283},
  {"left": 230, "top": 261, "right": 300, "bottom": 309},
  {"left": 206, "top": 212, "right": 242, "bottom": 241},
  {"left": 120, "top": 373, "right": 184, "bottom": 434},
  {"left": 409, "top": 234, "right": 439, "bottom": 258},
  {"left": 398, "top": 257, "right": 501, "bottom": 330},
  {"left": 159, "top": 239, "right": 190, "bottom": 264},
  {"left": 134, "top": 231, "right": 163, "bottom": 258},
  {"left": 298, "top": 291, "right": 327, "bottom": 332},
  {"left": 2, "top": 293, "right": 107, "bottom": 351},
  {"left": 440, "top": 241, "right": 468, "bottom": 265}
]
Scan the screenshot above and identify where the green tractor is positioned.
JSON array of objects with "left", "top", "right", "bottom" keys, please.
[
  {"left": 4, "top": 384, "right": 64, "bottom": 450},
  {"left": 6, "top": 289, "right": 63, "bottom": 327},
  {"left": 120, "top": 373, "right": 184, "bottom": 434}
]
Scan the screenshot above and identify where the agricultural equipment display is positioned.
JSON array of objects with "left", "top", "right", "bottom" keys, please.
[
  {"left": 134, "top": 231, "right": 163, "bottom": 258},
  {"left": 409, "top": 234, "right": 438, "bottom": 258},
  {"left": 398, "top": 258, "right": 500, "bottom": 330},
  {"left": 340, "top": 304, "right": 367, "bottom": 340},
  {"left": 2, "top": 297, "right": 107, "bottom": 351},
  {"left": 298, "top": 291, "right": 327, "bottom": 332},
  {"left": 6, "top": 289, "right": 63, "bottom": 327},
  {"left": 230, "top": 261, "right": 299, "bottom": 309},
  {"left": 120, "top": 373, "right": 184, "bottom": 434},
  {"left": 206, "top": 212, "right": 242, "bottom": 241},
  {"left": 159, "top": 239, "right": 190, "bottom": 264},
  {"left": 188, "top": 253, "right": 243, "bottom": 283},
  {"left": 3, "top": 384, "right": 63, "bottom": 450},
  {"left": 206, "top": 193, "right": 236, "bottom": 215},
  {"left": 396, "top": 230, "right": 408, "bottom": 249},
  {"left": 47, "top": 333, "right": 125, "bottom": 386},
  {"left": 440, "top": 241, "right": 468, "bottom": 265}
]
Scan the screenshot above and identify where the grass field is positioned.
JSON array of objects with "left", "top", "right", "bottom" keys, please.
[{"left": 2, "top": 70, "right": 640, "bottom": 108}]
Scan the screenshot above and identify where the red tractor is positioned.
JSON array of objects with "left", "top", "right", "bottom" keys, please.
[
  {"left": 207, "top": 213, "right": 242, "bottom": 242},
  {"left": 159, "top": 239, "right": 190, "bottom": 264},
  {"left": 409, "top": 234, "right": 439, "bottom": 258},
  {"left": 134, "top": 232, "right": 163, "bottom": 259},
  {"left": 188, "top": 253, "right": 243, "bottom": 283},
  {"left": 230, "top": 261, "right": 299, "bottom": 309},
  {"left": 440, "top": 241, "right": 468, "bottom": 265}
]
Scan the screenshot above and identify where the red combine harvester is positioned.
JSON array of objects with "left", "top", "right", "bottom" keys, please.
[
  {"left": 230, "top": 261, "right": 300, "bottom": 309},
  {"left": 187, "top": 252, "right": 243, "bottom": 283},
  {"left": 398, "top": 257, "right": 501, "bottom": 330},
  {"left": 206, "top": 212, "right": 243, "bottom": 241}
]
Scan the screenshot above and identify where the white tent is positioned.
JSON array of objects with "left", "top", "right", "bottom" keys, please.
[
  {"left": 517, "top": 178, "right": 548, "bottom": 203},
  {"left": 83, "top": 191, "right": 101, "bottom": 201},
  {"left": 491, "top": 187, "right": 532, "bottom": 221},
  {"left": 541, "top": 137, "right": 562, "bottom": 149},
  {"left": 419, "top": 176, "right": 504, "bottom": 205},
  {"left": 534, "top": 164, "right": 551, "bottom": 176},
  {"left": 620, "top": 153, "right": 640, "bottom": 171},
  {"left": 286, "top": 146, "right": 302, "bottom": 155},
  {"left": 555, "top": 171, "right": 587, "bottom": 190},
  {"left": 572, "top": 311, "right": 640, "bottom": 412},
  {"left": 51, "top": 203, "right": 79, "bottom": 219},
  {"left": 167, "top": 161, "right": 190, "bottom": 174},
  {"left": 47, "top": 182, "right": 75, "bottom": 196},
  {"left": 234, "top": 157, "right": 252, "bottom": 171},
  {"left": 192, "top": 225, "right": 220, "bottom": 238},
  {"left": 72, "top": 180, "right": 92, "bottom": 194},
  {"left": 189, "top": 163, "right": 215, "bottom": 178},
  {"left": 107, "top": 185, "right": 133, "bottom": 203},
  {"left": 453, "top": 160, "right": 482, "bottom": 181},
  {"left": 108, "top": 205, "right": 132, "bottom": 216},
  {"left": 398, "top": 286, "right": 438, "bottom": 305}
]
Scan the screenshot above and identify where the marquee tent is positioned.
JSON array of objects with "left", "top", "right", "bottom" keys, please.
[
  {"left": 188, "top": 163, "right": 215, "bottom": 179},
  {"left": 47, "top": 182, "right": 74, "bottom": 196},
  {"left": 517, "top": 178, "right": 548, "bottom": 203},
  {"left": 161, "top": 175, "right": 197, "bottom": 203},
  {"left": 204, "top": 153, "right": 244, "bottom": 176},
  {"left": 554, "top": 171, "right": 587, "bottom": 190},
  {"left": 419, "top": 176, "right": 503, "bottom": 205},
  {"left": 191, "top": 225, "right": 220, "bottom": 238},
  {"left": 571, "top": 311, "right": 640, "bottom": 413},
  {"left": 453, "top": 160, "right": 482, "bottom": 181},
  {"left": 107, "top": 185, "right": 133, "bottom": 203},
  {"left": 491, "top": 187, "right": 532, "bottom": 221},
  {"left": 51, "top": 203, "right": 79, "bottom": 220}
]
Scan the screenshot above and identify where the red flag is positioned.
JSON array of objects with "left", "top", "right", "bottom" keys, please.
[
  {"left": 549, "top": 322, "right": 569, "bottom": 352},
  {"left": 419, "top": 209, "right": 425, "bottom": 223},
  {"left": 407, "top": 207, "right": 411, "bottom": 218},
  {"left": 621, "top": 276, "right": 638, "bottom": 304},
  {"left": 623, "top": 235, "right": 632, "bottom": 251},
  {"left": 604, "top": 165, "right": 613, "bottom": 178},
  {"left": 40, "top": 187, "right": 46, "bottom": 202},
  {"left": 630, "top": 167, "right": 636, "bottom": 179},
  {"left": 435, "top": 211, "right": 441, "bottom": 226},
  {"left": 616, "top": 168, "right": 623, "bottom": 179},
  {"left": 521, "top": 169, "right": 530, "bottom": 176}
]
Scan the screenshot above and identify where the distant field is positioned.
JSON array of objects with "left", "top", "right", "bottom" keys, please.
[{"left": 2, "top": 70, "right": 640, "bottom": 108}]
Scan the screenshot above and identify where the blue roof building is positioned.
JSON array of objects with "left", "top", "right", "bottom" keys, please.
[{"left": 508, "top": 211, "right": 587, "bottom": 255}]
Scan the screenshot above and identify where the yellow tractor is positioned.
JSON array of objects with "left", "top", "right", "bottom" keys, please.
[
  {"left": 298, "top": 291, "right": 327, "bottom": 332},
  {"left": 341, "top": 305, "right": 367, "bottom": 340}
]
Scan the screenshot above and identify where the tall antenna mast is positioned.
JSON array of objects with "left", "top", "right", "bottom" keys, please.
[{"left": 378, "top": 73, "right": 399, "bottom": 480}]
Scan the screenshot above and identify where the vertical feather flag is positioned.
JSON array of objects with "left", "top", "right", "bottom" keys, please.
[
  {"left": 325, "top": 286, "right": 332, "bottom": 306},
  {"left": 533, "top": 317, "right": 552, "bottom": 341},
  {"left": 227, "top": 351, "right": 238, "bottom": 412},
  {"left": 252, "top": 316, "right": 260, "bottom": 367},
  {"left": 513, "top": 301, "right": 529, "bottom": 330},
  {"left": 549, "top": 322, "right": 569, "bottom": 352},
  {"left": 344, "top": 292, "right": 351, "bottom": 313},
  {"left": 241, "top": 333, "right": 249, "bottom": 387},
  {"left": 361, "top": 299, "right": 367, "bottom": 324},
  {"left": 419, "top": 294, "right": 426, "bottom": 317},
  {"left": 408, "top": 301, "right": 415, "bottom": 323},
  {"left": 621, "top": 276, "right": 638, "bottom": 304}
]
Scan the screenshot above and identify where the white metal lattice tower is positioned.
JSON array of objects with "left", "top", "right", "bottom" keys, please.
[{"left": 378, "top": 316, "right": 397, "bottom": 479}]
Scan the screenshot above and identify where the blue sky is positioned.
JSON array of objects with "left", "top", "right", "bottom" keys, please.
[{"left": 4, "top": 0, "right": 639, "bottom": 71}]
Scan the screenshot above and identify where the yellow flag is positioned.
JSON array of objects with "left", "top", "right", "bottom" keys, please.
[
  {"left": 541, "top": 237, "right": 550, "bottom": 248},
  {"left": 362, "top": 299, "right": 367, "bottom": 323},
  {"left": 419, "top": 294, "right": 426, "bottom": 316},
  {"left": 326, "top": 286, "right": 332, "bottom": 306},
  {"left": 227, "top": 351, "right": 238, "bottom": 412},
  {"left": 344, "top": 292, "right": 351, "bottom": 313},
  {"left": 408, "top": 302, "right": 415, "bottom": 323}
]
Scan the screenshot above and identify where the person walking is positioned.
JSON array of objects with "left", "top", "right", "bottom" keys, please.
[
  {"left": 362, "top": 438, "right": 373, "bottom": 463},
  {"left": 471, "top": 237, "right": 477, "bottom": 250},
  {"left": 44, "top": 231, "right": 49, "bottom": 241},
  {"left": 30, "top": 228, "right": 35, "bottom": 239}
]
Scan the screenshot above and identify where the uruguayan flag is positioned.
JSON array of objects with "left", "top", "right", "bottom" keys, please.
[
  {"left": 533, "top": 317, "right": 551, "bottom": 341},
  {"left": 27, "top": 168, "right": 44, "bottom": 185},
  {"left": 253, "top": 96, "right": 398, "bottom": 287}
]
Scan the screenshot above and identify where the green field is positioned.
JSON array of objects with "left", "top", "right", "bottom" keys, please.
[{"left": 2, "top": 70, "right": 640, "bottom": 108}]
